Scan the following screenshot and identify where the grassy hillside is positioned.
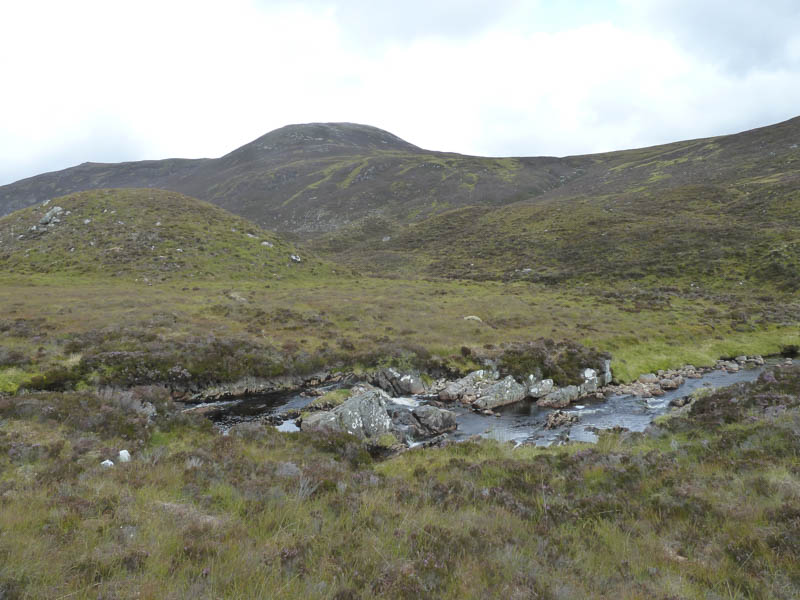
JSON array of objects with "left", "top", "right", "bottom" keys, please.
[
  {"left": 0, "top": 189, "right": 329, "bottom": 281},
  {"left": 314, "top": 182, "right": 800, "bottom": 290}
]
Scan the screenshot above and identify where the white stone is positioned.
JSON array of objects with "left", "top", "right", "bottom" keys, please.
[
  {"left": 101, "top": 459, "right": 114, "bottom": 468},
  {"left": 118, "top": 450, "right": 131, "bottom": 463}
]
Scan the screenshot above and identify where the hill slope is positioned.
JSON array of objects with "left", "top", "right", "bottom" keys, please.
[
  {"left": 2, "top": 118, "right": 799, "bottom": 237},
  {"left": 0, "top": 189, "right": 326, "bottom": 280}
]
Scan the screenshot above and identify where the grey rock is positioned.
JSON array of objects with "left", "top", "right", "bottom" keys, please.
[
  {"left": 301, "top": 410, "right": 340, "bottom": 433},
  {"left": 411, "top": 405, "right": 457, "bottom": 436},
  {"left": 375, "top": 368, "right": 426, "bottom": 396},
  {"left": 581, "top": 368, "right": 599, "bottom": 394},
  {"left": 601, "top": 360, "right": 613, "bottom": 385},
  {"left": 538, "top": 385, "right": 581, "bottom": 408},
  {"left": 527, "top": 377, "right": 554, "bottom": 398},
  {"left": 638, "top": 373, "right": 658, "bottom": 384},
  {"left": 303, "top": 389, "right": 393, "bottom": 440},
  {"left": 438, "top": 370, "right": 493, "bottom": 402},
  {"left": 39, "top": 206, "right": 63, "bottom": 225},
  {"left": 390, "top": 404, "right": 457, "bottom": 442},
  {"left": 474, "top": 375, "right": 526, "bottom": 409},
  {"left": 545, "top": 410, "right": 579, "bottom": 429},
  {"left": 659, "top": 376, "right": 684, "bottom": 391}
]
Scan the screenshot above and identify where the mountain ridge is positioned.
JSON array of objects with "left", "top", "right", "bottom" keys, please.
[{"left": 1, "top": 117, "right": 799, "bottom": 237}]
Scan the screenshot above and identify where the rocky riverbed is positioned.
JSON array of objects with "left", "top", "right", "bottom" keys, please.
[{"left": 190, "top": 354, "right": 789, "bottom": 448}]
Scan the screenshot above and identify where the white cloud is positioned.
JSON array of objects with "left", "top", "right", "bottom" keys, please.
[{"left": 1, "top": 0, "right": 799, "bottom": 185}]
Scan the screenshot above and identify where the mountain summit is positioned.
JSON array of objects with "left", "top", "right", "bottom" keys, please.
[{"left": 224, "top": 123, "right": 421, "bottom": 160}]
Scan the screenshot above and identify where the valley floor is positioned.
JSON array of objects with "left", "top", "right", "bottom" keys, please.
[
  {"left": 1, "top": 274, "right": 797, "bottom": 393},
  {"left": 0, "top": 273, "right": 798, "bottom": 599}
]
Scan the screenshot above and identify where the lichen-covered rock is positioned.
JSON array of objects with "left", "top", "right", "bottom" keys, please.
[
  {"left": 537, "top": 385, "right": 581, "bottom": 408},
  {"left": 302, "top": 388, "right": 393, "bottom": 440},
  {"left": 374, "top": 368, "right": 427, "bottom": 396},
  {"left": 438, "top": 370, "right": 494, "bottom": 402},
  {"left": 581, "top": 368, "right": 599, "bottom": 394},
  {"left": 474, "top": 375, "right": 526, "bottom": 410},
  {"left": 412, "top": 405, "right": 457, "bottom": 436},
  {"left": 526, "top": 376, "right": 554, "bottom": 398},
  {"left": 389, "top": 404, "right": 458, "bottom": 442}
]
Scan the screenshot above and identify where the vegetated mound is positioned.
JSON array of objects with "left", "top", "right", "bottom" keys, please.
[{"left": 0, "top": 189, "right": 328, "bottom": 281}]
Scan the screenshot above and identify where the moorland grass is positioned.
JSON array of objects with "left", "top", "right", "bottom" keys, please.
[{"left": 1, "top": 366, "right": 798, "bottom": 598}]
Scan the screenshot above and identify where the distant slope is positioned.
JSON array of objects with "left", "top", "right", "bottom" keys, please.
[
  {"left": 313, "top": 181, "right": 800, "bottom": 291},
  {"left": 0, "top": 189, "right": 327, "bottom": 280}
]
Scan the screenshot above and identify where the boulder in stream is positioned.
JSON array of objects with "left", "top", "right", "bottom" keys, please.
[
  {"left": 389, "top": 405, "right": 457, "bottom": 442},
  {"left": 545, "top": 410, "right": 579, "bottom": 429},
  {"left": 537, "top": 385, "right": 581, "bottom": 408},
  {"left": 302, "top": 387, "right": 393, "bottom": 440},
  {"left": 473, "top": 375, "right": 527, "bottom": 410},
  {"left": 438, "top": 370, "right": 495, "bottom": 402},
  {"left": 374, "top": 368, "right": 427, "bottom": 396}
]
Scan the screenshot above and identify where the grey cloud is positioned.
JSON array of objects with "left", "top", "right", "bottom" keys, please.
[{"left": 638, "top": 0, "right": 800, "bottom": 74}]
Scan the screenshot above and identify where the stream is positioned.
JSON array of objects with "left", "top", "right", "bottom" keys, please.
[{"left": 202, "top": 358, "right": 782, "bottom": 446}]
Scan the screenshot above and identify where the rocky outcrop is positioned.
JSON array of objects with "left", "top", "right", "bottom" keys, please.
[
  {"left": 373, "top": 368, "right": 427, "bottom": 396},
  {"left": 438, "top": 370, "right": 494, "bottom": 402},
  {"left": 473, "top": 376, "right": 527, "bottom": 410},
  {"left": 440, "top": 364, "right": 610, "bottom": 411},
  {"left": 389, "top": 405, "right": 457, "bottom": 443},
  {"left": 537, "top": 385, "right": 581, "bottom": 408},
  {"left": 302, "top": 388, "right": 393, "bottom": 440},
  {"left": 526, "top": 376, "right": 554, "bottom": 398}
]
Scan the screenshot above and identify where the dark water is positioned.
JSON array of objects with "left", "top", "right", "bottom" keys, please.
[{"left": 202, "top": 360, "right": 780, "bottom": 445}]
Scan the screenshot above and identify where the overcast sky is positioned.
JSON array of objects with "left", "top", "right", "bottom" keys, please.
[{"left": 1, "top": 0, "right": 799, "bottom": 185}]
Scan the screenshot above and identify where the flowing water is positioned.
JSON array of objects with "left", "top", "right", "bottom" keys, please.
[{"left": 204, "top": 359, "right": 782, "bottom": 445}]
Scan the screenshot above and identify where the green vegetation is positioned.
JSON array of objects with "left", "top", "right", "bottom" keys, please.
[
  {"left": 0, "top": 189, "right": 331, "bottom": 281},
  {"left": 0, "top": 118, "right": 798, "bottom": 597},
  {"left": 1, "top": 365, "right": 798, "bottom": 598},
  {"left": 308, "top": 388, "right": 351, "bottom": 409}
]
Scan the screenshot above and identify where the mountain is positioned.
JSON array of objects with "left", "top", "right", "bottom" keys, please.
[
  {"left": 0, "top": 189, "right": 327, "bottom": 280},
  {"left": 0, "top": 122, "right": 571, "bottom": 231},
  {"left": 1, "top": 118, "right": 798, "bottom": 288}
]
